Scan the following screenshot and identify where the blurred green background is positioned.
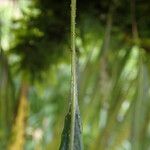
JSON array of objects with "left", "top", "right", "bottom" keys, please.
[{"left": 0, "top": 0, "right": 150, "bottom": 150}]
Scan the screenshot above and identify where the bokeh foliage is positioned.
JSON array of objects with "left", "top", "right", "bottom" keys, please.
[{"left": 0, "top": 0, "right": 150, "bottom": 149}]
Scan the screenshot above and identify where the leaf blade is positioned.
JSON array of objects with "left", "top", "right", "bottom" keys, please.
[{"left": 59, "top": 104, "right": 83, "bottom": 150}]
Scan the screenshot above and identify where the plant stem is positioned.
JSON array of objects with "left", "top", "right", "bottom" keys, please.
[{"left": 70, "top": 0, "right": 77, "bottom": 149}]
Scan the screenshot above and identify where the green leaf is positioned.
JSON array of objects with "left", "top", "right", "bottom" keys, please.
[{"left": 59, "top": 104, "right": 83, "bottom": 150}]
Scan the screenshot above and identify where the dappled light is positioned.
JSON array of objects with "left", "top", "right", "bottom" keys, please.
[{"left": 0, "top": 0, "right": 150, "bottom": 150}]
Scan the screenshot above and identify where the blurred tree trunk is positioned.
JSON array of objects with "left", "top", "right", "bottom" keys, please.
[{"left": 8, "top": 79, "right": 29, "bottom": 150}]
